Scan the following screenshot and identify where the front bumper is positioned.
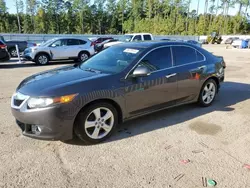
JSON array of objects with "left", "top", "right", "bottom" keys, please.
[
  {"left": 23, "top": 52, "right": 35, "bottom": 61},
  {"left": 11, "top": 94, "right": 75, "bottom": 141}
]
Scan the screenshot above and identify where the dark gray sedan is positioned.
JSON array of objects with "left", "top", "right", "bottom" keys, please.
[{"left": 11, "top": 42, "right": 225, "bottom": 144}]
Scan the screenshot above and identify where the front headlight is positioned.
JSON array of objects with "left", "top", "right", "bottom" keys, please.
[{"left": 27, "top": 94, "right": 78, "bottom": 109}]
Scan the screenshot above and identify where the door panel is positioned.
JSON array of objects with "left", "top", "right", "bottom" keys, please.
[
  {"left": 125, "top": 68, "right": 178, "bottom": 116},
  {"left": 171, "top": 45, "right": 205, "bottom": 104},
  {"left": 50, "top": 39, "right": 68, "bottom": 60},
  {"left": 176, "top": 62, "right": 205, "bottom": 103}
]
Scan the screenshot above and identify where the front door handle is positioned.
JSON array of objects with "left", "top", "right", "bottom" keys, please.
[
  {"left": 166, "top": 73, "right": 176, "bottom": 78},
  {"left": 198, "top": 65, "right": 206, "bottom": 70}
]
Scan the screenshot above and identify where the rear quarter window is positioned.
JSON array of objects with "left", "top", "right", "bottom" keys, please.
[
  {"left": 79, "top": 40, "right": 87, "bottom": 45},
  {"left": 196, "top": 50, "right": 205, "bottom": 61},
  {"left": 143, "top": 35, "right": 152, "bottom": 41}
]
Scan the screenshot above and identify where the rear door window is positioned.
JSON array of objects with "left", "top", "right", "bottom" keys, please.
[
  {"left": 172, "top": 46, "right": 197, "bottom": 66},
  {"left": 67, "top": 39, "right": 80, "bottom": 46},
  {"left": 138, "top": 47, "right": 172, "bottom": 72},
  {"left": 143, "top": 35, "right": 152, "bottom": 41}
]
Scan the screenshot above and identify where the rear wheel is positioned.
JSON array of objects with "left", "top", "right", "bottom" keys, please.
[
  {"left": 74, "top": 102, "right": 118, "bottom": 144},
  {"left": 35, "top": 53, "right": 49, "bottom": 65},
  {"left": 9, "top": 48, "right": 18, "bottom": 57},
  {"left": 78, "top": 52, "right": 89, "bottom": 62},
  {"left": 198, "top": 79, "right": 217, "bottom": 107}
]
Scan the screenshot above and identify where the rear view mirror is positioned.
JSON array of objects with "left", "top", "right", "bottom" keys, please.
[{"left": 132, "top": 66, "right": 151, "bottom": 77}]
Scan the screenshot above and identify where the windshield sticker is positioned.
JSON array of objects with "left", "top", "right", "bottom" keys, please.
[{"left": 124, "top": 48, "right": 139, "bottom": 54}]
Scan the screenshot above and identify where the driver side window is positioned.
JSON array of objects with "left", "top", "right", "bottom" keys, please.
[{"left": 137, "top": 47, "right": 172, "bottom": 72}]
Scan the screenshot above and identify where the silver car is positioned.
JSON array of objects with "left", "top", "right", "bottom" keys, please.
[{"left": 23, "top": 37, "right": 95, "bottom": 65}]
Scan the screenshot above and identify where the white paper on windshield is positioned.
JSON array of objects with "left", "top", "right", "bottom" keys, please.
[{"left": 124, "top": 48, "right": 139, "bottom": 54}]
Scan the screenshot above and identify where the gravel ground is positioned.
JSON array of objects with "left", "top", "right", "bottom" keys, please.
[{"left": 0, "top": 45, "right": 250, "bottom": 188}]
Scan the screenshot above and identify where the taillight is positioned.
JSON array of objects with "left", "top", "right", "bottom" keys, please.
[
  {"left": 0, "top": 44, "right": 7, "bottom": 49},
  {"left": 33, "top": 43, "right": 37, "bottom": 46},
  {"left": 91, "top": 42, "right": 94, "bottom": 46}
]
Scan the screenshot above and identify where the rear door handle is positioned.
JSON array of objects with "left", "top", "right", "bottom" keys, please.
[
  {"left": 166, "top": 73, "right": 176, "bottom": 78},
  {"left": 198, "top": 65, "right": 206, "bottom": 70}
]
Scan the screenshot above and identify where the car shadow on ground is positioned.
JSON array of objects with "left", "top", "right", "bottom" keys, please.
[
  {"left": 0, "top": 60, "right": 75, "bottom": 69},
  {"left": 64, "top": 81, "right": 250, "bottom": 146}
]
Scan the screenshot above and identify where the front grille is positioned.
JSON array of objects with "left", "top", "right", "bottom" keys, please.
[
  {"left": 16, "top": 120, "right": 32, "bottom": 132},
  {"left": 14, "top": 99, "right": 24, "bottom": 107}
]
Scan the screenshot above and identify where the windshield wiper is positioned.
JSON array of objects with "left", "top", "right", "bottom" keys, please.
[{"left": 84, "top": 68, "right": 102, "bottom": 74}]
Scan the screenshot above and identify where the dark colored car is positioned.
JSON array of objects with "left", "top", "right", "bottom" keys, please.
[
  {"left": 11, "top": 42, "right": 225, "bottom": 144},
  {"left": 0, "top": 35, "right": 36, "bottom": 57},
  {"left": 0, "top": 40, "right": 10, "bottom": 62},
  {"left": 224, "top": 37, "right": 239, "bottom": 44},
  {"left": 94, "top": 39, "right": 119, "bottom": 52},
  {"left": 92, "top": 37, "right": 113, "bottom": 46}
]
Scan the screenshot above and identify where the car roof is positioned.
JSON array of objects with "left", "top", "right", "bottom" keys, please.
[
  {"left": 115, "top": 41, "right": 199, "bottom": 49},
  {"left": 125, "top": 33, "right": 152, "bottom": 35}
]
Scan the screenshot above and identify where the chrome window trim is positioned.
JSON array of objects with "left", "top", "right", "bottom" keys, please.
[{"left": 125, "top": 44, "right": 206, "bottom": 79}]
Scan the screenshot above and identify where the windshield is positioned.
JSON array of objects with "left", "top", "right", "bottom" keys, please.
[
  {"left": 119, "top": 35, "right": 133, "bottom": 42},
  {"left": 80, "top": 46, "right": 144, "bottom": 74},
  {"left": 40, "top": 38, "right": 57, "bottom": 47}
]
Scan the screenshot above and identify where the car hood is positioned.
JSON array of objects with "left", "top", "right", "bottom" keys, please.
[{"left": 17, "top": 65, "right": 108, "bottom": 96}]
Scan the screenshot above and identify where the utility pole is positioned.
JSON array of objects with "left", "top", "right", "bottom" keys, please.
[{"left": 15, "top": 0, "right": 21, "bottom": 33}]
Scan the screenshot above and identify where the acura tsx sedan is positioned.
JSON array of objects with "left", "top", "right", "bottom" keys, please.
[{"left": 11, "top": 41, "right": 225, "bottom": 144}]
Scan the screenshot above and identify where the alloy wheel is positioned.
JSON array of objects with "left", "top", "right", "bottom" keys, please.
[
  {"left": 38, "top": 55, "right": 48, "bottom": 65},
  {"left": 202, "top": 82, "right": 216, "bottom": 104},
  {"left": 81, "top": 53, "right": 89, "bottom": 61},
  {"left": 84, "top": 107, "right": 114, "bottom": 139}
]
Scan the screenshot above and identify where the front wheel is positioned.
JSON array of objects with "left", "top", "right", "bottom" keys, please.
[
  {"left": 74, "top": 103, "right": 118, "bottom": 144},
  {"left": 198, "top": 79, "right": 217, "bottom": 107},
  {"left": 35, "top": 54, "right": 49, "bottom": 65}
]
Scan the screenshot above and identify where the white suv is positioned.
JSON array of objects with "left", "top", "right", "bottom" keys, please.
[{"left": 24, "top": 37, "right": 95, "bottom": 65}]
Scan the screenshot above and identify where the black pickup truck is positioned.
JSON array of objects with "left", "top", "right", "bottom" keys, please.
[{"left": 0, "top": 36, "right": 36, "bottom": 57}]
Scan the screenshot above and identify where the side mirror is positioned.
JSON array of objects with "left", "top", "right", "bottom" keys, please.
[{"left": 132, "top": 66, "right": 151, "bottom": 77}]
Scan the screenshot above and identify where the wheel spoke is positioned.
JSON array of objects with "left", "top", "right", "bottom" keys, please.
[
  {"left": 102, "top": 123, "right": 112, "bottom": 132},
  {"left": 93, "top": 108, "right": 101, "bottom": 120},
  {"left": 85, "top": 121, "right": 96, "bottom": 128},
  {"left": 208, "top": 83, "right": 213, "bottom": 91},
  {"left": 92, "top": 127, "right": 100, "bottom": 138},
  {"left": 204, "top": 86, "right": 209, "bottom": 91},
  {"left": 202, "top": 93, "right": 208, "bottom": 101},
  {"left": 102, "top": 111, "right": 112, "bottom": 121}
]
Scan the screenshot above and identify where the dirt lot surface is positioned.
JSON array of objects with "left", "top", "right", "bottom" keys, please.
[{"left": 0, "top": 45, "right": 250, "bottom": 188}]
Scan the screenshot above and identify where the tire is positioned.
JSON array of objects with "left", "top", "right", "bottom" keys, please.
[
  {"left": 35, "top": 53, "right": 49, "bottom": 65},
  {"left": 78, "top": 51, "right": 89, "bottom": 62},
  {"left": 74, "top": 102, "right": 118, "bottom": 144},
  {"left": 198, "top": 79, "right": 217, "bottom": 107},
  {"left": 9, "top": 48, "right": 18, "bottom": 57}
]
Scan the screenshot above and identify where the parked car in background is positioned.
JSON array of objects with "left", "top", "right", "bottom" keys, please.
[
  {"left": 232, "top": 38, "right": 250, "bottom": 48},
  {"left": 11, "top": 41, "right": 225, "bottom": 144},
  {"left": 104, "top": 33, "right": 154, "bottom": 49},
  {"left": 0, "top": 40, "right": 10, "bottom": 62},
  {"left": 0, "top": 35, "right": 36, "bottom": 57},
  {"left": 95, "top": 39, "right": 118, "bottom": 52},
  {"left": 186, "top": 40, "right": 202, "bottom": 47},
  {"left": 224, "top": 37, "right": 239, "bottom": 44},
  {"left": 23, "top": 37, "right": 95, "bottom": 65},
  {"left": 91, "top": 37, "right": 113, "bottom": 46}
]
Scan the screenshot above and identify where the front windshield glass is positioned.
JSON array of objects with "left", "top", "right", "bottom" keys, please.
[
  {"left": 40, "top": 38, "right": 57, "bottom": 46},
  {"left": 119, "top": 35, "right": 133, "bottom": 42},
  {"left": 80, "top": 46, "right": 144, "bottom": 74}
]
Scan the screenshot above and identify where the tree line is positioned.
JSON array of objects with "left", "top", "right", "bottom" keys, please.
[{"left": 0, "top": 0, "right": 249, "bottom": 36}]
